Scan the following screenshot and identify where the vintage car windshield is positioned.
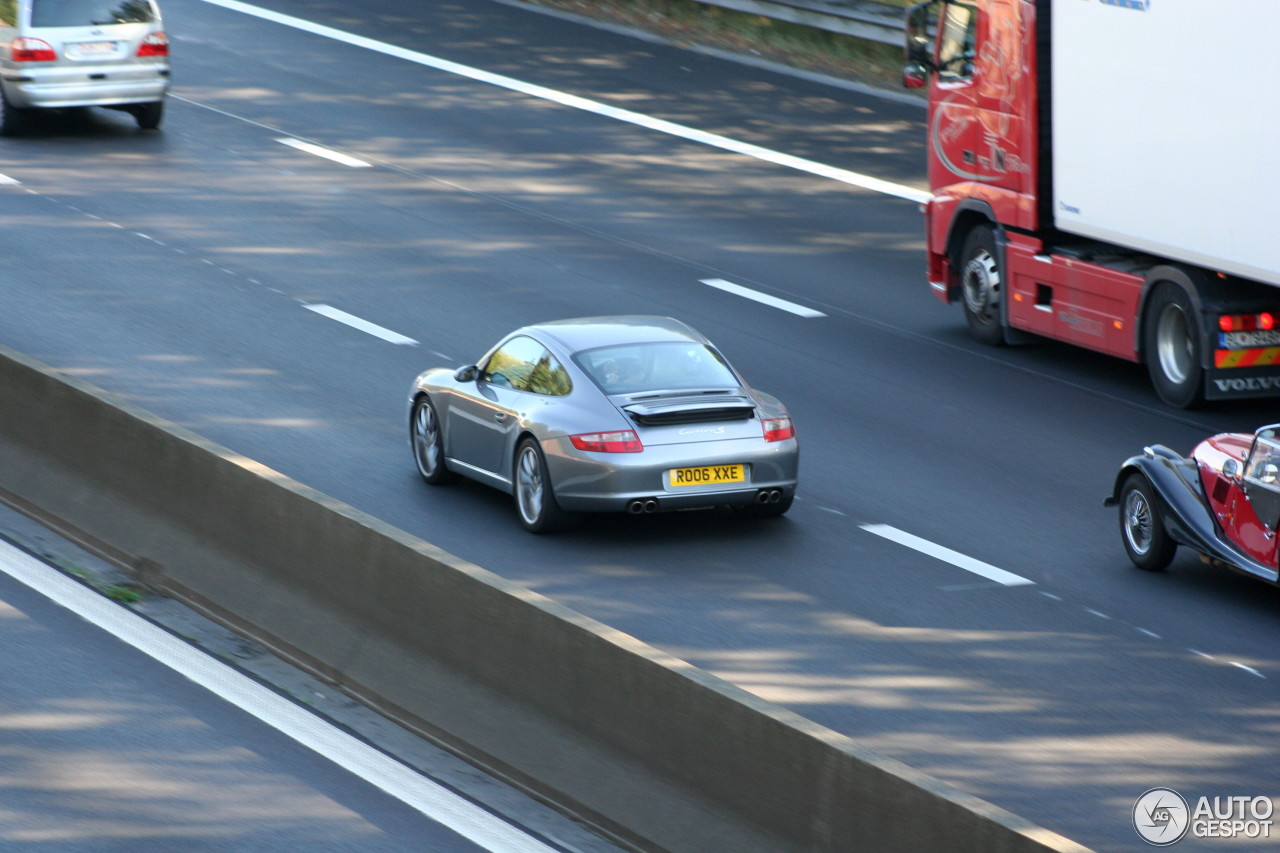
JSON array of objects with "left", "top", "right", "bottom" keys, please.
[
  {"left": 573, "top": 342, "right": 739, "bottom": 395},
  {"left": 1244, "top": 435, "right": 1280, "bottom": 530},
  {"left": 1245, "top": 436, "right": 1280, "bottom": 486}
]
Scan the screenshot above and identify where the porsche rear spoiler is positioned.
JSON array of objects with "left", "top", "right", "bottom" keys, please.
[{"left": 621, "top": 394, "right": 756, "bottom": 427}]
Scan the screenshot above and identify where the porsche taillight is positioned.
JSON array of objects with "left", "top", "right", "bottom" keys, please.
[
  {"left": 762, "top": 417, "right": 794, "bottom": 442},
  {"left": 137, "top": 32, "right": 168, "bottom": 57},
  {"left": 570, "top": 430, "right": 643, "bottom": 453},
  {"left": 12, "top": 38, "right": 56, "bottom": 62}
]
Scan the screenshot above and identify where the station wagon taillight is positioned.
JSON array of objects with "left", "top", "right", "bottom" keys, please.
[
  {"left": 136, "top": 32, "right": 168, "bottom": 57},
  {"left": 12, "top": 38, "right": 56, "bottom": 62},
  {"left": 570, "top": 430, "right": 643, "bottom": 453},
  {"left": 762, "top": 417, "right": 794, "bottom": 442}
]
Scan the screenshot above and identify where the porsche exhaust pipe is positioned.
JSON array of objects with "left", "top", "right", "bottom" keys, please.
[
  {"left": 627, "top": 498, "right": 659, "bottom": 514},
  {"left": 755, "top": 489, "right": 783, "bottom": 504}
]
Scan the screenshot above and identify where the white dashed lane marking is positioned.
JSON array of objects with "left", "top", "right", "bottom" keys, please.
[
  {"left": 303, "top": 304, "right": 418, "bottom": 345},
  {"left": 276, "top": 137, "right": 373, "bottom": 168},
  {"left": 860, "top": 524, "right": 1035, "bottom": 587},
  {"left": 699, "top": 278, "right": 826, "bottom": 318}
]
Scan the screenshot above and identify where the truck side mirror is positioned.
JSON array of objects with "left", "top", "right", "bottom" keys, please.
[
  {"left": 904, "top": 1, "right": 938, "bottom": 68},
  {"left": 903, "top": 63, "right": 930, "bottom": 89}
]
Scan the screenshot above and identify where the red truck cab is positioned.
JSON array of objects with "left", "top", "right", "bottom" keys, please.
[{"left": 903, "top": 0, "right": 1280, "bottom": 408}]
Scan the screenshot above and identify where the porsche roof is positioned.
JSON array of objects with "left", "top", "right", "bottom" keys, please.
[{"left": 520, "top": 316, "right": 708, "bottom": 353}]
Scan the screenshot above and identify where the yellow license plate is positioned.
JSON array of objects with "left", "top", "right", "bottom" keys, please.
[{"left": 668, "top": 464, "right": 745, "bottom": 487}]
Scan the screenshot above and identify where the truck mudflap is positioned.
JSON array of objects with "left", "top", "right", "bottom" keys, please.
[
  {"left": 1197, "top": 274, "right": 1280, "bottom": 401},
  {"left": 1204, "top": 365, "right": 1280, "bottom": 400}
]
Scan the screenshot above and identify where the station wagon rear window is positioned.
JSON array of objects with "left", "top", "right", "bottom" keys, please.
[{"left": 31, "top": 0, "right": 156, "bottom": 27}]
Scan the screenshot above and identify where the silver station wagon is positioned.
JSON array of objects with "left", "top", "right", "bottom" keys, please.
[
  {"left": 408, "top": 316, "right": 800, "bottom": 532},
  {"left": 0, "top": 0, "right": 170, "bottom": 134}
]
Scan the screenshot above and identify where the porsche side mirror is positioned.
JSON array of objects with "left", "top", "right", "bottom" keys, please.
[
  {"left": 454, "top": 365, "right": 478, "bottom": 382},
  {"left": 1224, "top": 459, "right": 1240, "bottom": 479}
]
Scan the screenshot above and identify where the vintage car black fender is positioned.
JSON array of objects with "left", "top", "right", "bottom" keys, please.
[{"left": 1106, "top": 446, "right": 1279, "bottom": 581}]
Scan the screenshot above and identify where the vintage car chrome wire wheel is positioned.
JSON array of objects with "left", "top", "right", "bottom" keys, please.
[
  {"left": 1123, "top": 490, "right": 1154, "bottom": 554},
  {"left": 514, "top": 438, "right": 572, "bottom": 533},
  {"left": 1119, "top": 474, "right": 1175, "bottom": 571},
  {"left": 411, "top": 398, "right": 455, "bottom": 485}
]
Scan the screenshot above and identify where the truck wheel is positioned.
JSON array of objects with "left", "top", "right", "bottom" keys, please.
[
  {"left": 1143, "top": 282, "right": 1204, "bottom": 408},
  {"left": 959, "top": 225, "right": 1005, "bottom": 346},
  {"left": 1118, "top": 473, "right": 1176, "bottom": 571}
]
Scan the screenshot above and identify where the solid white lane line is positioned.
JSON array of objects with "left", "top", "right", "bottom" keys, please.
[
  {"left": 860, "top": 524, "right": 1035, "bottom": 587},
  {"left": 699, "top": 278, "right": 826, "bottom": 318},
  {"left": 304, "top": 304, "right": 418, "bottom": 345},
  {"left": 196, "top": 0, "right": 930, "bottom": 203},
  {"left": 0, "top": 540, "right": 559, "bottom": 853},
  {"left": 276, "top": 137, "right": 373, "bottom": 168},
  {"left": 0, "top": 173, "right": 19, "bottom": 184}
]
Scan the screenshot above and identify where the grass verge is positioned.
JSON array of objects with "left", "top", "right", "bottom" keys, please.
[{"left": 525, "top": 0, "right": 908, "bottom": 89}]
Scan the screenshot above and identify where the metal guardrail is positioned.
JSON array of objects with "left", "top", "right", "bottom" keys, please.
[{"left": 690, "top": 0, "right": 904, "bottom": 45}]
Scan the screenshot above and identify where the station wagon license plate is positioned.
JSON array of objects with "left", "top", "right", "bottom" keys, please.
[
  {"left": 668, "top": 464, "right": 745, "bottom": 487},
  {"left": 67, "top": 41, "right": 116, "bottom": 58}
]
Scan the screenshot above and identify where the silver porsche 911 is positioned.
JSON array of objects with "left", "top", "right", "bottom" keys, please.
[{"left": 407, "top": 316, "right": 799, "bottom": 532}]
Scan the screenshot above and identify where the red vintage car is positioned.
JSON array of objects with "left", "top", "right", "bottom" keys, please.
[{"left": 1107, "top": 425, "right": 1280, "bottom": 581}]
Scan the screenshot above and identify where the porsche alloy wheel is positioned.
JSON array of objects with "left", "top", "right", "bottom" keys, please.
[
  {"left": 514, "top": 438, "right": 573, "bottom": 533},
  {"left": 1119, "top": 474, "right": 1176, "bottom": 571},
  {"left": 411, "top": 397, "right": 455, "bottom": 485}
]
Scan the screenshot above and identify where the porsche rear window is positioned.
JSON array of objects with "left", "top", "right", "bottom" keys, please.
[
  {"left": 574, "top": 342, "right": 739, "bottom": 395},
  {"left": 31, "top": 0, "right": 156, "bottom": 26}
]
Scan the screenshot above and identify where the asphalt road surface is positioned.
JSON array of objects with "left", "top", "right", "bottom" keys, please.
[
  {"left": 2, "top": 1, "right": 1279, "bottom": 850},
  {"left": 0, "top": 527, "right": 594, "bottom": 853}
]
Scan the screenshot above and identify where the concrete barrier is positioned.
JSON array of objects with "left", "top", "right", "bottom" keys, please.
[{"left": 0, "top": 342, "right": 1091, "bottom": 853}]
